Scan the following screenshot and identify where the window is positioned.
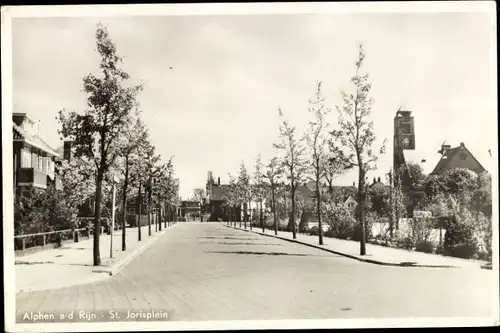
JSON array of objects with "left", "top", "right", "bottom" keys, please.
[
  {"left": 460, "top": 154, "right": 467, "bottom": 161},
  {"left": 48, "top": 158, "right": 53, "bottom": 174},
  {"left": 400, "top": 122, "right": 411, "bottom": 134},
  {"left": 21, "top": 149, "right": 31, "bottom": 168},
  {"left": 37, "top": 155, "right": 43, "bottom": 171}
]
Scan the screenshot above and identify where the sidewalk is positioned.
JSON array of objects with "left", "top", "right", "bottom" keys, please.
[
  {"left": 15, "top": 222, "right": 178, "bottom": 293},
  {"left": 226, "top": 225, "right": 487, "bottom": 269}
]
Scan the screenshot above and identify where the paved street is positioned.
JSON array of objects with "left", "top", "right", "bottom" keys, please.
[{"left": 16, "top": 222, "right": 495, "bottom": 322}]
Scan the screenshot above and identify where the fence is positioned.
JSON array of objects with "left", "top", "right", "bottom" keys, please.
[
  {"left": 14, "top": 227, "right": 90, "bottom": 257},
  {"left": 14, "top": 217, "right": 114, "bottom": 256}
]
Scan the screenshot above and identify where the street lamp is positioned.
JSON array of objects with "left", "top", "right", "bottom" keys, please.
[{"left": 110, "top": 173, "right": 120, "bottom": 259}]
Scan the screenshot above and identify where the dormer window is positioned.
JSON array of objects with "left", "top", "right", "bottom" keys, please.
[{"left": 460, "top": 154, "right": 467, "bottom": 160}]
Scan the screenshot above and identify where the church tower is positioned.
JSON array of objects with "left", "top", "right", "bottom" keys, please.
[{"left": 393, "top": 108, "right": 415, "bottom": 187}]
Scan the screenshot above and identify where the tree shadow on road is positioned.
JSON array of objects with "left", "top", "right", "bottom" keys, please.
[
  {"left": 197, "top": 236, "right": 259, "bottom": 241},
  {"left": 205, "top": 250, "right": 336, "bottom": 257},
  {"left": 216, "top": 242, "right": 282, "bottom": 246}
]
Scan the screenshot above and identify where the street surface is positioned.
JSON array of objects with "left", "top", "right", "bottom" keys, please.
[{"left": 16, "top": 222, "right": 495, "bottom": 321}]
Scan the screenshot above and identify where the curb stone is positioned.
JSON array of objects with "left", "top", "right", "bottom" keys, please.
[
  {"left": 92, "top": 223, "right": 178, "bottom": 276},
  {"left": 223, "top": 225, "right": 464, "bottom": 269}
]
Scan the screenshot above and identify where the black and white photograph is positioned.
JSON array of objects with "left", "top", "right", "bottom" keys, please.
[{"left": 2, "top": 2, "right": 499, "bottom": 331}]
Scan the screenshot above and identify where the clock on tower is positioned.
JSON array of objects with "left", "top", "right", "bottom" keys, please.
[{"left": 401, "top": 137, "right": 411, "bottom": 149}]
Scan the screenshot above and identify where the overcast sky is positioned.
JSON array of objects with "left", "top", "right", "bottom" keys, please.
[{"left": 11, "top": 8, "right": 496, "bottom": 199}]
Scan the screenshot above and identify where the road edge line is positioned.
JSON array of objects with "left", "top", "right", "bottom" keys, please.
[{"left": 224, "top": 225, "right": 461, "bottom": 269}]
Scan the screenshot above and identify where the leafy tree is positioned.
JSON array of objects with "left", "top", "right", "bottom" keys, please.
[
  {"left": 57, "top": 157, "right": 96, "bottom": 221},
  {"left": 329, "top": 44, "right": 386, "bottom": 255},
  {"left": 57, "top": 24, "right": 143, "bottom": 266},
  {"left": 193, "top": 188, "right": 206, "bottom": 206},
  {"left": 263, "top": 156, "right": 283, "bottom": 235},
  {"left": 223, "top": 173, "right": 239, "bottom": 226},
  {"left": 116, "top": 115, "right": 147, "bottom": 250},
  {"left": 274, "top": 108, "right": 308, "bottom": 239},
  {"left": 406, "top": 162, "right": 426, "bottom": 187},
  {"left": 425, "top": 168, "right": 477, "bottom": 201},
  {"left": 253, "top": 155, "right": 267, "bottom": 232},
  {"left": 130, "top": 127, "right": 153, "bottom": 240},
  {"left": 323, "top": 200, "right": 357, "bottom": 240},
  {"left": 471, "top": 171, "right": 492, "bottom": 218},
  {"left": 237, "top": 161, "right": 252, "bottom": 229},
  {"left": 159, "top": 158, "right": 177, "bottom": 225},
  {"left": 324, "top": 152, "right": 349, "bottom": 195},
  {"left": 143, "top": 144, "right": 162, "bottom": 236},
  {"left": 305, "top": 81, "right": 330, "bottom": 245}
]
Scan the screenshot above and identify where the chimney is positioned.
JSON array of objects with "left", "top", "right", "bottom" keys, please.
[
  {"left": 217, "top": 177, "right": 220, "bottom": 186},
  {"left": 63, "top": 141, "right": 73, "bottom": 162},
  {"left": 378, "top": 177, "right": 381, "bottom": 183},
  {"left": 460, "top": 142, "right": 465, "bottom": 148},
  {"left": 373, "top": 177, "right": 376, "bottom": 184},
  {"left": 352, "top": 181, "right": 355, "bottom": 187},
  {"left": 439, "top": 144, "right": 452, "bottom": 155}
]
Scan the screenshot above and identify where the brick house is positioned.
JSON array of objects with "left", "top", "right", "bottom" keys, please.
[
  {"left": 431, "top": 142, "right": 486, "bottom": 175},
  {"left": 13, "top": 113, "right": 62, "bottom": 195}
]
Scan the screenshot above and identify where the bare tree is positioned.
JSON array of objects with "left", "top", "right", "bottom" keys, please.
[
  {"left": 253, "top": 154, "right": 267, "bottom": 232},
  {"left": 263, "top": 156, "right": 283, "bottom": 235},
  {"left": 306, "top": 81, "right": 330, "bottom": 245},
  {"left": 330, "top": 44, "right": 386, "bottom": 255},
  {"left": 237, "top": 162, "right": 252, "bottom": 229},
  {"left": 223, "top": 173, "right": 239, "bottom": 226},
  {"left": 274, "top": 108, "right": 308, "bottom": 239}
]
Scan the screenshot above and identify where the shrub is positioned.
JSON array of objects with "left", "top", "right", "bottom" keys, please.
[
  {"left": 309, "top": 226, "right": 319, "bottom": 236},
  {"left": 443, "top": 206, "right": 479, "bottom": 259},
  {"left": 324, "top": 229, "right": 335, "bottom": 238},
  {"left": 323, "top": 202, "right": 357, "bottom": 240},
  {"left": 415, "top": 240, "right": 434, "bottom": 253}
]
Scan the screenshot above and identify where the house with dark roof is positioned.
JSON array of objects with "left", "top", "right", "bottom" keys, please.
[
  {"left": 431, "top": 142, "right": 486, "bottom": 175},
  {"left": 13, "top": 113, "right": 62, "bottom": 195},
  {"left": 205, "top": 176, "right": 242, "bottom": 222}
]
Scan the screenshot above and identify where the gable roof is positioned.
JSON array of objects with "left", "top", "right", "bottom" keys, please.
[
  {"left": 432, "top": 143, "right": 486, "bottom": 174},
  {"left": 13, "top": 122, "right": 60, "bottom": 157}
]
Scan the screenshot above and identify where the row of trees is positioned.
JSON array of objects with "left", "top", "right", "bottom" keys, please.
[
  {"left": 216, "top": 44, "right": 492, "bottom": 261},
  {"left": 218, "top": 44, "right": 386, "bottom": 256},
  {"left": 55, "top": 23, "right": 179, "bottom": 266}
]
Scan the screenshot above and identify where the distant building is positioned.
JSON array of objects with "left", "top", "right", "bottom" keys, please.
[
  {"left": 204, "top": 173, "right": 241, "bottom": 222},
  {"left": 13, "top": 113, "right": 61, "bottom": 195},
  {"left": 431, "top": 142, "right": 486, "bottom": 175},
  {"left": 179, "top": 201, "right": 201, "bottom": 221}
]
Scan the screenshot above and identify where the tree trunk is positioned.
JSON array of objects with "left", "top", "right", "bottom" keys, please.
[
  {"left": 272, "top": 186, "right": 277, "bottom": 235},
  {"left": 164, "top": 200, "right": 167, "bottom": 228},
  {"left": 316, "top": 177, "right": 323, "bottom": 245},
  {"left": 243, "top": 203, "right": 246, "bottom": 229},
  {"left": 159, "top": 206, "right": 162, "bottom": 231},
  {"left": 358, "top": 171, "right": 367, "bottom": 256},
  {"left": 137, "top": 182, "right": 142, "bottom": 241},
  {"left": 260, "top": 201, "right": 264, "bottom": 233},
  {"left": 147, "top": 184, "right": 152, "bottom": 236},
  {"left": 121, "top": 160, "right": 129, "bottom": 251},
  {"left": 249, "top": 201, "right": 253, "bottom": 230},
  {"left": 93, "top": 171, "right": 104, "bottom": 266},
  {"left": 291, "top": 184, "right": 297, "bottom": 239}
]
